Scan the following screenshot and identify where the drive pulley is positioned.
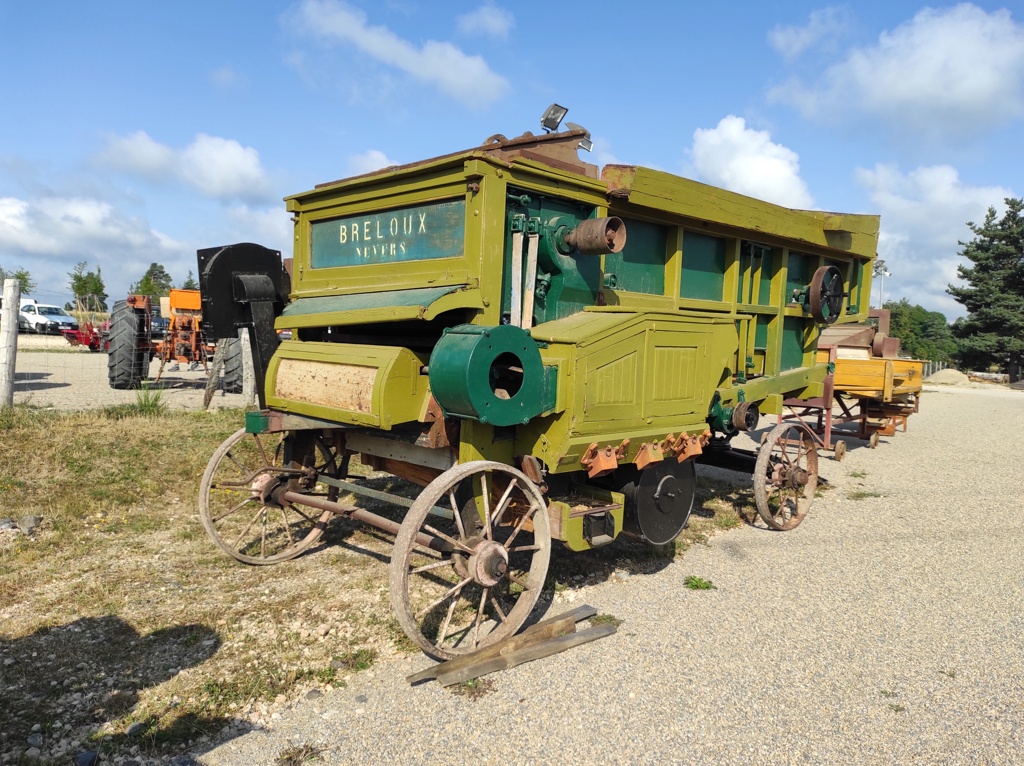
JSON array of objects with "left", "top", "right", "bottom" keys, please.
[
  {"left": 428, "top": 324, "right": 555, "bottom": 426},
  {"left": 618, "top": 459, "right": 697, "bottom": 546}
]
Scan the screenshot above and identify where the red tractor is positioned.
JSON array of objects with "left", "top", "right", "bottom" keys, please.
[{"left": 105, "top": 290, "right": 243, "bottom": 391}]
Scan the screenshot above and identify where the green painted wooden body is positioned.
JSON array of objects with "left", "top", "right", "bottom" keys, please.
[{"left": 266, "top": 132, "right": 879, "bottom": 477}]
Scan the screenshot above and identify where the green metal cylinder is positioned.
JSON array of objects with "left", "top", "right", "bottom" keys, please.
[{"left": 429, "top": 324, "right": 549, "bottom": 426}]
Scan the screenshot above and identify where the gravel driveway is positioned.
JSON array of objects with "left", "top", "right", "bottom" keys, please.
[
  {"left": 9, "top": 335, "right": 244, "bottom": 410},
  {"left": 192, "top": 384, "right": 1023, "bottom": 765}
]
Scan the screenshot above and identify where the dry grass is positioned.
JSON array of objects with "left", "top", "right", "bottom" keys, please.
[
  {"left": 0, "top": 407, "right": 757, "bottom": 762},
  {"left": 0, "top": 407, "right": 401, "bottom": 762}
]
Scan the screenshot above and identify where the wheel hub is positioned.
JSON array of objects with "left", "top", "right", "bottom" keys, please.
[
  {"left": 251, "top": 472, "right": 287, "bottom": 506},
  {"left": 654, "top": 475, "right": 678, "bottom": 514},
  {"left": 786, "top": 467, "right": 810, "bottom": 489},
  {"left": 466, "top": 540, "right": 509, "bottom": 587}
]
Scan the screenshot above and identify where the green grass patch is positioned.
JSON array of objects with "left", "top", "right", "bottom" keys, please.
[
  {"left": 848, "top": 490, "right": 883, "bottom": 500},
  {"left": 276, "top": 744, "right": 325, "bottom": 765},
  {"left": 449, "top": 676, "right": 495, "bottom": 701},
  {"left": 683, "top": 575, "right": 716, "bottom": 591},
  {"left": 331, "top": 648, "right": 378, "bottom": 672}
]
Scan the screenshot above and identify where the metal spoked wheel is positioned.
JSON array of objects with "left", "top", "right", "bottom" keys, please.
[
  {"left": 199, "top": 428, "right": 339, "bottom": 565},
  {"left": 389, "top": 461, "right": 552, "bottom": 660},
  {"left": 754, "top": 423, "right": 819, "bottom": 531}
]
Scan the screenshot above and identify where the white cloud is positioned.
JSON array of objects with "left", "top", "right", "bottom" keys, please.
[
  {"left": 457, "top": 4, "right": 515, "bottom": 39},
  {"left": 855, "top": 163, "right": 1013, "bottom": 318},
  {"left": 222, "top": 204, "right": 292, "bottom": 249},
  {"left": 768, "top": 7, "right": 851, "bottom": 60},
  {"left": 0, "top": 197, "right": 39, "bottom": 252},
  {"left": 689, "top": 116, "right": 814, "bottom": 208},
  {"left": 179, "top": 134, "right": 270, "bottom": 200},
  {"left": 97, "top": 131, "right": 175, "bottom": 178},
  {"left": 0, "top": 195, "right": 173, "bottom": 257},
  {"left": 770, "top": 4, "right": 1024, "bottom": 138},
  {"left": 95, "top": 132, "right": 272, "bottom": 202},
  {"left": 210, "top": 65, "right": 244, "bottom": 88},
  {"left": 346, "top": 149, "right": 397, "bottom": 176},
  {"left": 0, "top": 194, "right": 187, "bottom": 305},
  {"left": 292, "top": 0, "right": 508, "bottom": 108}
]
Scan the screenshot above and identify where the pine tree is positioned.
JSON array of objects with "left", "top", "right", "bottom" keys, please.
[
  {"left": 180, "top": 270, "right": 199, "bottom": 291},
  {"left": 947, "top": 198, "right": 1024, "bottom": 381},
  {"left": 131, "top": 263, "right": 174, "bottom": 297}
]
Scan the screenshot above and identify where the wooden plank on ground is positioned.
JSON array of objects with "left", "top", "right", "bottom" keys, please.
[
  {"left": 436, "top": 623, "right": 617, "bottom": 686},
  {"left": 405, "top": 605, "right": 597, "bottom": 685}
]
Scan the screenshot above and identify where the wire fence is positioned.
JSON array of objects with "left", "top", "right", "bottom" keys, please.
[{"left": 920, "top": 360, "right": 953, "bottom": 379}]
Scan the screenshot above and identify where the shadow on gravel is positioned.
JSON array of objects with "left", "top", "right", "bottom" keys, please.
[
  {"left": 144, "top": 378, "right": 216, "bottom": 391},
  {"left": 0, "top": 616, "right": 239, "bottom": 763},
  {"left": 13, "top": 371, "right": 69, "bottom": 392}
]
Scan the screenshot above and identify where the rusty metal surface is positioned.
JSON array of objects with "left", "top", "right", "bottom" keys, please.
[{"left": 753, "top": 422, "right": 819, "bottom": 531}]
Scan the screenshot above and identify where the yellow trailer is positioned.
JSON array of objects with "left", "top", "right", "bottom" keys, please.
[{"left": 781, "top": 309, "right": 924, "bottom": 457}]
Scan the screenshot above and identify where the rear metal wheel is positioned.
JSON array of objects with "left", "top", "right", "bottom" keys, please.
[
  {"left": 833, "top": 439, "right": 847, "bottom": 462},
  {"left": 199, "top": 428, "right": 338, "bottom": 564},
  {"left": 754, "top": 423, "right": 819, "bottom": 531},
  {"left": 389, "top": 461, "right": 551, "bottom": 660}
]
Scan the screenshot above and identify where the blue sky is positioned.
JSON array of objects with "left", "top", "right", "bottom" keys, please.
[{"left": 2, "top": 1, "right": 1023, "bottom": 320}]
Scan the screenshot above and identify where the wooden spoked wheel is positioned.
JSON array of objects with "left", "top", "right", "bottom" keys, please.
[
  {"left": 754, "top": 423, "right": 819, "bottom": 531},
  {"left": 199, "top": 429, "right": 339, "bottom": 565},
  {"left": 389, "top": 461, "right": 552, "bottom": 660}
]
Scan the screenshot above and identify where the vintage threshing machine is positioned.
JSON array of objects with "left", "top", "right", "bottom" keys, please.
[{"left": 198, "top": 110, "right": 879, "bottom": 658}]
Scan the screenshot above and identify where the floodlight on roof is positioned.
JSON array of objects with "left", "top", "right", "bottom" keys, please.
[
  {"left": 564, "top": 121, "right": 593, "bottom": 152},
  {"left": 540, "top": 103, "right": 568, "bottom": 132}
]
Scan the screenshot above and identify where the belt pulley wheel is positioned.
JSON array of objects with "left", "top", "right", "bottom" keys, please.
[
  {"left": 619, "top": 458, "right": 697, "bottom": 546},
  {"left": 809, "top": 265, "right": 846, "bottom": 325},
  {"left": 199, "top": 429, "right": 338, "bottom": 564},
  {"left": 754, "top": 422, "right": 819, "bottom": 531},
  {"left": 389, "top": 461, "right": 551, "bottom": 660},
  {"left": 428, "top": 324, "right": 548, "bottom": 427}
]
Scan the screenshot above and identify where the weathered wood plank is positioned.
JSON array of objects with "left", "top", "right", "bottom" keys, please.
[
  {"left": 436, "top": 623, "right": 617, "bottom": 686},
  {"left": 405, "top": 605, "right": 597, "bottom": 684}
]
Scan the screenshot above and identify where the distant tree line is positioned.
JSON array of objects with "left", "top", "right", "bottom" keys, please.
[
  {"left": 0, "top": 261, "right": 200, "bottom": 314},
  {"left": 883, "top": 299, "right": 957, "bottom": 363}
]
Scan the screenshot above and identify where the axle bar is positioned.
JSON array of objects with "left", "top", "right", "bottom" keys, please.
[{"left": 280, "top": 491, "right": 449, "bottom": 553}]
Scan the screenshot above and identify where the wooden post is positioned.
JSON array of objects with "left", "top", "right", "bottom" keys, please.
[
  {"left": 239, "top": 328, "right": 256, "bottom": 406},
  {"left": 0, "top": 279, "right": 21, "bottom": 409},
  {"left": 203, "top": 342, "right": 226, "bottom": 410}
]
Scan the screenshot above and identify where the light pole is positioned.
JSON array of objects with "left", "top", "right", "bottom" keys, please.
[{"left": 873, "top": 259, "right": 891, "bottom": 308}]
